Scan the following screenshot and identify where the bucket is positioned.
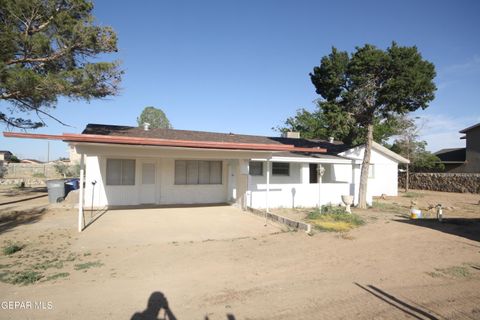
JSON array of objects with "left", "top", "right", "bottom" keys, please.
[{"left": 410, "top": 208, "right": 422, "bottom": 219}]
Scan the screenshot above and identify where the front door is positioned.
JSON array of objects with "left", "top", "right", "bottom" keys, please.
[{"left": 140, "top": 162, "right": 156, "bottom": 204}]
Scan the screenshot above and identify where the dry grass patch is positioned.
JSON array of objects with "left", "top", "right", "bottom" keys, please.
[{"left": 307, "top": 206, "right": 365, "bottom": 232}]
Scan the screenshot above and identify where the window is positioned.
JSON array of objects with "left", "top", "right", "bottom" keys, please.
[
  {"left": 249, "top": 161, "right": 263, "bottom": 176},
  {"left": 272, "top": 162, "right": 289, "bottom": 176},
  {"left": 106, "top": 159, "right": 135, "bottom": 185},
  {"left": 175, "top": 160, "right": 222, "bottom": 185},
  {"left": 368, "top": 164, "right": 375, "bottom": 178},
  {"left": 309, "top": 163, "right": 318, "bottom": 183}
]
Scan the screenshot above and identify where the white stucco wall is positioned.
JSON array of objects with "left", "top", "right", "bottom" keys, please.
[
  {"left": 340, "top": 147, "right": 399, "bottom": 197},
  {"left": 77, "top": 144, "right": 270, "bottom": 207},
  {"left": 246, "top": 162, "right": 358, "bottom": 209},
  {"left": 76, "top": 142, "right": 398, "bottom": 209}
]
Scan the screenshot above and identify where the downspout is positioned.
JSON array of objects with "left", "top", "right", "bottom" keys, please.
[{"left": 78, "top": 153, "right": 85, "bottom": 232}]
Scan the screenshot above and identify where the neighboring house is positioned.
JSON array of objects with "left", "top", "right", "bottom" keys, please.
[
  {"left": 0, "top": 150, "right": 12, "bottom": 161},
  {"left": 20, "top": 159, "right": 44, "bottom": 164},
  {"left": 434, "top": 122, "right": 480, "bottom": 173},
  {"left": 4, "top": 124, "right": 408, "bottom": 230}
]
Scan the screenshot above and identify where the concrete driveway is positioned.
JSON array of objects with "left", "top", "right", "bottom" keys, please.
[{"left": 77, "top": 205, "right": 282, "bottom": 249}]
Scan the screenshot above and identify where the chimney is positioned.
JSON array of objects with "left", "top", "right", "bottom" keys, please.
[
  {"left": 282, "top": 131, "right": 301, "bottom": 139},
  {"left": 143, "top": 122, "right": 150, "bottom": 131},
  {"left": 329, "top": 136, "right": 334, "bottom": 143}
]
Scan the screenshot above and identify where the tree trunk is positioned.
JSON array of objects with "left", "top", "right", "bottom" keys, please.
[{"left": 357, "top": 124, "right": 374, "bottom": 209}]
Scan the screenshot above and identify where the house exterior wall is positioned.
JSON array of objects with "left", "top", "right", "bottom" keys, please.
[
  {"left": 75, "top": 143, "right": 396, "bottom": 209},
  {"left": 246, "top": 162, "right": 366, "bottom": 208},
  {"left": 464, "top": 127, "right": 480, "bottom": 173},
  {"left": 77, "top": 144, "right": 266, "bottom": 208},
  {"left": 339, "top": 147, "right": 399, "bottom": 197}
]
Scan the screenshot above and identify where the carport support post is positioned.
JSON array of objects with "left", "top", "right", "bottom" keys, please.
[
  {"left": 78, "top": 153, "right": 85, "bottom": 232},
  {"left": 266, "top": 159, "right": 270, "bottom": 213}
]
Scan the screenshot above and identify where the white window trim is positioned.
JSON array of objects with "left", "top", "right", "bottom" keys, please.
[{"left": 106, "top": 158, "right": 136, "bottom": 186}]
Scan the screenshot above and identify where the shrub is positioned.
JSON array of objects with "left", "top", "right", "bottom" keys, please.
[
  {"left": 3, "top": 243, "right": 24, "bottom": 255},
  {"left": 54, "top": 162, "right": 80, "bottom": 178},
  {"left": 11, "top": 271, "right": 43, "bottom": 285}
]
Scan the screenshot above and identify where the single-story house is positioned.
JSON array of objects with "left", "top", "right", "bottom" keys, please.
[
  {"left": 4, "top": 124, "right": 409, "bottom": 231},
  {"left": 0, "top": 150, "right": 13, "bottom": 161}
]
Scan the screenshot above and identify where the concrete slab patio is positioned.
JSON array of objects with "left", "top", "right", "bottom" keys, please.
[{"left": 77, "top": 205, "right": 283, "bottom": 249}]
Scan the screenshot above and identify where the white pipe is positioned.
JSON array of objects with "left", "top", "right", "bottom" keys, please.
[{"left": 78, "top": 153, "right": 85, "bottom": 232}]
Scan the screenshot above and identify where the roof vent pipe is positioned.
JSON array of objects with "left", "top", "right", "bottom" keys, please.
[
  {"left": 143, "top": 122, "right": 150, "bottom": 131},
  {"left": 329, "top": 136, "right": 334, "bottom": 143}
]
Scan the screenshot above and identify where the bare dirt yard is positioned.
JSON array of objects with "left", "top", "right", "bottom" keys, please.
[{"left": 0, "top": 187, "right": 479, "bottom": 320}]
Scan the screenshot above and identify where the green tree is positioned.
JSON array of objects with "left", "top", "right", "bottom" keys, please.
[
  {"left": 137, "top": 106, "right": 172, "bottom": 129},
  {"left": 8, "top": 154, "right": 20, "bottom": 163},
  {"left": 310, "top": 43, "right": 436, "bottom": 208},
  {"left": 0, "top": 0, "right": 122, "bottom": 129},
  {"left": 389, "top": 117, "right": 444, "bottom": 172},
  {"left": 277, "top": 100, "right": 412, "bottom": 145}
]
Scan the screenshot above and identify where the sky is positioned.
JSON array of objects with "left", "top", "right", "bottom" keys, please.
[{"left": 1, "top": 0, "right": 480, "bottom": 160}]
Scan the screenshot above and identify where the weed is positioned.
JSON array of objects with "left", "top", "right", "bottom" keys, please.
[
  {"left": 429, "top": 265, "right": 473, "bottom": 279},
  {"left": 74, "top": 261, "right": 103, "bottom": 271},
  {"left": 44, "top": 272, "right": 69, "bottom": 282},
  {"left": 403, "top": 191, "right": 424, "bottom": 198},
  {"left": 307, "top": 208, "right": 364, "bottom": 232},
  {"left": 372, "top": 201, "right": 406, "bottom": 214},
  {"left": 3, "top": 242, "right": 24, "bottom": 255},
  {"left": 7, "top": 270, "right": 44, "bottom": 285},
  {"left": 32, "top": 259, "right": 64, "bottom": 270}
]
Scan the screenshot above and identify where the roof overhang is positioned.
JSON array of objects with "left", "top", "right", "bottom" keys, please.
[
  {"left": 459, "top": 123, "right": 480, "bottom": 133},
  {"left": 3, "top": 132, "right": 328, "bottom": 153},
  {"left": 250, "top": 156, "right": 355, "bottom": 164}
]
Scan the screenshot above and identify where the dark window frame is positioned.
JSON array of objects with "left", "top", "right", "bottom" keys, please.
[
  {"left": 272, "top": 162, "right": 290, "bottom": 176},
  {"left": 249, "top": 161, "right": 263, "bottom": 176}
]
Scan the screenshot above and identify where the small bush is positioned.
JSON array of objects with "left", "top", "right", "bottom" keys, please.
[
  {"left": 54, "top": 162, "right": 80, "bottom": 178},
  {"left": 74, "top": 261, "right": 103, "bottom": 270},
  {"left": 3, "top": 243, "right": 24, "bottom": 255},
  {"left": 10, "top": 271, "right": 43, "bottom": 285}
]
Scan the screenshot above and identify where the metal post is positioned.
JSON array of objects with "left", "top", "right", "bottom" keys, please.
[
  {"left": 266, "top": 159, "right": 270, "bottom": 212},
  {"left": 265, "top": 159, "right": 270, "bottom": 226},
  {"left": 317, "top": 164, "right": 325, "bottom": 208},
  {"left": 78, "top": 153, "right": 85, "bottom": 232}
]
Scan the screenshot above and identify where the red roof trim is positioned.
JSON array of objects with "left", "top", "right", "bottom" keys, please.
[{"left": 3, "top": 132, "right": 327, "bottom": 153}]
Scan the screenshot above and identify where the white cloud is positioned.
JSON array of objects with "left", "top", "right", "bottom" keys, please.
[
  {"left": 414, "top": 114, "right": 471, "bottom": 152},
  {"left": 442, "top": 54, "right": 480, "bottom": 75}
]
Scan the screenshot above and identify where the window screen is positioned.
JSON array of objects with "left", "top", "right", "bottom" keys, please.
[
  {"left": 272, "top": 162, "right": 289, "bottom": 176},
  {"left": 175, "top": 160, "right": 222, "bottom": 185},
  {"left": 249, "top": 161, "right": 263, "bottom": 176},
  {"left": 106, "top": 159, "right": 136, "bottom": 185}
]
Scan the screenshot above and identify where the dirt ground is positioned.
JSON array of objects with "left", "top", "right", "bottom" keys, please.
[{"left": 0, "top": 187, "right": 479, "bottom": 319}]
